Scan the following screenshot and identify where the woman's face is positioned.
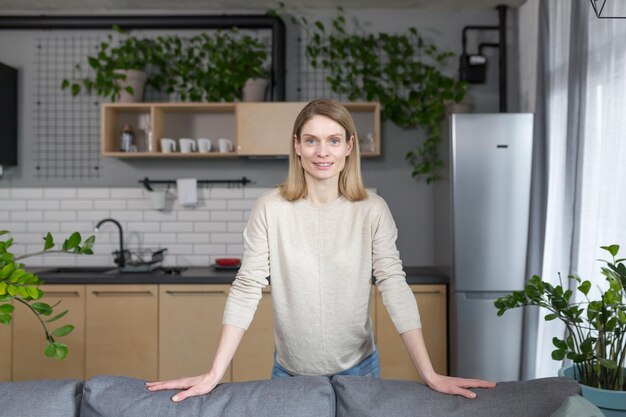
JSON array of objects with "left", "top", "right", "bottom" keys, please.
[{"left": 295, "top": 115, "right": 354, "bottom": 186}]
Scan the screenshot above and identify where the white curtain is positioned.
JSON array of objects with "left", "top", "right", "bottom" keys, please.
[{"left": 520, "top": 0, "right": 626, "bottom": 379}]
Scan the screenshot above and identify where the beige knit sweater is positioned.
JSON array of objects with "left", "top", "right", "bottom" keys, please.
[{"left": 222, "top": 188, "right": 421, "bottom": 376}]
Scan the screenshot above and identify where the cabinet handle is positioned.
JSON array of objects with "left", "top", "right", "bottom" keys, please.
[
  {"left": 42, "top": 291, "right": 80, "bottom": 297},
  {"left": 165, "top": 290, "right": 226, "bottom": 295},
  {"left": 92, "top": 291, "right": 153, "bottom": 296}
]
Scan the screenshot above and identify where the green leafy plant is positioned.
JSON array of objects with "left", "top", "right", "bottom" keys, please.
[
  {"left": 155, "top": 29, "right": 268, "bottom": 102},
  {"left": 61, "top": 26, "right": 268, "bottom": 103},
  {"left": 270, "top": 5, "right": 467, "bottom": 183},
  {"left": 61, "top": 25, "right": 166, "bottom": 101},
  {"left": 495, "top": 244, "right": 626, "bottom": 391},
  {"left": 0, "top": 230, "right": 95, "bottom": 360}
]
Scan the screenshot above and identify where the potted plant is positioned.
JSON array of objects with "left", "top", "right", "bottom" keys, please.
[
  {"left": 495, "top": 244, "right": 626, "bottom": 415},
  {"left": 270, "top": 6, "right": 467, "bottom": 183},
  {"left": 0, "top": 230, "right": 95, "bottom": 359},
  {"left": 157, "top": 29, "right": 268, "bottom": 102},
  {"left": 61, "top": 25, "right": 165, "bottom": 102}
]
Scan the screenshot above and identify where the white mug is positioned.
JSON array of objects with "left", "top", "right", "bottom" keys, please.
[
  {"left": 149, "top": 190, "right": 167, "bottom": 211},
  {"left": 218, "top": 138, "right": 234, "bottom": 153},
  {"left": 197, "top": 138, "right": 212, "bottom": 153},
  {"left": 179, "top": 138, "right": 197, "bottom": 153},
  {"left": 160, "top": 138, "right": 176, "bottom": 153}
]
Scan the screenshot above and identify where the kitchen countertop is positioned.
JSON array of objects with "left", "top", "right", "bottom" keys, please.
[{"left": 33, "top": 266, "right": 449, "bottom": 285}]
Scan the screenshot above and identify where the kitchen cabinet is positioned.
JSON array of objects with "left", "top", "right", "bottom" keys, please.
[
  {"left": 0, "top": 301, "right": 11, "bottom": 382},
  {"left": 85, "top": 285, "right": 158, "bottom": 380},
  {"left": 231, "top": 286, "right": 274, "bottom": 382},
  {"left": 159, "top": 284, "right": 232, "bottom": 382},
  {"left": 101, "top": 102, "right": 380, "bottom": 158},
  {"left": 12, "top": 285, "right": 85, "bottom": 381},
  {"left": 236, "top": 102, "right": 380, "bottom": 157},
  {"left": 376, "top": 284, "right": 447, "bottom": 381},
  {"left": 101, "top": 103, "right": 237, "bottom": 157}
]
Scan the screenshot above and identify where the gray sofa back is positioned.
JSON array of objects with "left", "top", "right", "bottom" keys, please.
[
  {"left": 332, "top": 376, "right": 581, "bottom": 417},
  {"left": 0, "top": 375, "right": 580, "bottom": 417}
]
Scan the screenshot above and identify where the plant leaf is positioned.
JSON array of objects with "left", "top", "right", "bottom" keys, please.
[
  {"left": 51, "top": 324, "right": 74, "bottom": 337},
  {"left": 46, "top": 309, "right": 69, "bottom": 323},
  {"left": 44, "top": 233, "right": 54, "bottom": 251}
]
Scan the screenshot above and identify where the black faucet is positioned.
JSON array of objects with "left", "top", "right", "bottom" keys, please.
[{"left": 95, "top": 217, "right": 126, "bottom": 267}]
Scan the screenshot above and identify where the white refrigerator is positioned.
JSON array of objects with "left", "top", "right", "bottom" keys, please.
[{"left": 434, "top": 113, "right": 534, "bottom": 382}]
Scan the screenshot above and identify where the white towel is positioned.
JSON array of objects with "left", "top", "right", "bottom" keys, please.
[{"left": 176, "top": 178, "right": 198, "bottom": 208}]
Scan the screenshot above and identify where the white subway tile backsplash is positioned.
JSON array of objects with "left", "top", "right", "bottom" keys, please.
[
  {"left": 226, "top": 244, "right": 244, "bottom": 255},
  {"left": 143, "top": 233, "right": 177, "bottom": 244},
  {"left": 227, "top": 200, "right": 255, "bottom": 210},
  {"left": 193, "top": 244, "right": 226, "bottom": 255},
  {"left": 111, "top": 189, "right": 145, "bottom": 199},
  {"left": 177, "top": 233, "right": 211, "bottom": 243},
  {"left": 211, "top": 233, "right": 242, "bottom": 244},
  {"left": 144, "top": 211, "right": 176, "bottom": 221},
  {"left": 127, "top": 199, "right": 151, "bottom": 210},
  {"left": 5, "top": 186, "right": 250, "bottom": 267},
  {"left": 6, "top": 222, "right": 26, "bottom": 232},
  {"left": 126, "top": 222, "right": 160, "bottom": 232},
  {"left": 244, "top": 187, "right": 272, "bottom": 199},
  {"left": 163, "top": 244, "right": 194, "bottom": 255},
  {"left": 60, "top": 222, "right": 96, "bottom": 233},
  {"left": 176, "top": 211, "right": 210, "bottom": 221},
  {"left": 176, "top": 255, "right": 211, "bottom": 267},
  {"left": 95, "top": 199, "right": 127, "bottom": 210},
  {"left": 77, "top": 189, "right": 110, "bottom": 199},
  {"left": 161, "top": 222, "right": 193, "bottom": 232},
  {"left": 44, "top": 188, "right": 76, "bottom": 199},
  {"left": 11, "top": 233, "right": 48, "bottom": 244},
  {"left": 202, "top": 199, "right": 228, "bottom": 210},
  {"left": 44, "top": 211, "right": 77, "bottom": 222},
  {"left": 27, "top": 222, "right": 60, "bottom": 233},
  {"left": 11, "top": 189, "right": 43, "bottom": 199},
  {"left": 211, "top": 211, "right": 243, "bottom": 221},
  {"left": 227, "top": 222, "right": 246, "bottom": 233},
  {"left": 210, "top": 188, "right": 243, "bottom": 199},
  {"left": 62, "top": 200, "right": 94, "bottom": 211},
  {"left": 77, "top": 211, "right": 110, "bottom": 222},
  {"left": 0, "top": 200, "right": 26, "bottom": 210},
  {"left": 11, "top": 211, "right": 43, "bottom": 222},
  {"left": 109, "top": 210, "right": 143, "bottom": 221},
  {"left": 27, "top": 200, "right": 60, "bottom": 210},
  {"left": 194, "top": 222, "right": 227, "bottom": 232}
]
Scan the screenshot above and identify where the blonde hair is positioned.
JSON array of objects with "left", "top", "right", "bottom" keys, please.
[{"left": 279, "top": 99, "right": 367, "bottom": 201}]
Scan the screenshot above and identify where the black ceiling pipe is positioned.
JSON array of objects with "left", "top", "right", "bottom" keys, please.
[
  {"left": 460, "top": 5, "right": 508, "bottom": 112},
  {"left": 0, "top": 14, "right": 286, "bottom": 101}
]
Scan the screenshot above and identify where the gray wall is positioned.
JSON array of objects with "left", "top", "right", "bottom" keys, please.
[{"left": 0, "top": 7, "right": 520, "bottom": 265}]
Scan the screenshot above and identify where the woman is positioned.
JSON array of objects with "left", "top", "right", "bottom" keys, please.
[{"left": 147, "top": 99, "right": 495, "bottom": 401}]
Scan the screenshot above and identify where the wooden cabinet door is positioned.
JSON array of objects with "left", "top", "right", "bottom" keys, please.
[
  {"left": 159, "top": 285, "right": 231, "bottom": 382},
  {"left": 376, "top": 284, "right": 447, "bottom": 381},
  {"left": 231, "top": 287, "right": 274, "bottom": 381},
  {"left": 85, "top": 285, "right": 158, "bottom": 380},
  {"left": 236, "top": 103, "right": 307, "bottom": 156},
  {"left": 0, "top": 301, "right": 11, "bottom": 382},
  {"left": 12, "top": 285, "right": 85, "bottom": 381}
]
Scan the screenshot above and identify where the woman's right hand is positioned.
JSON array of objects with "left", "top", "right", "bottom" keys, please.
[{"left": 145, "top": 371, "right": 222, "bottom": 402}]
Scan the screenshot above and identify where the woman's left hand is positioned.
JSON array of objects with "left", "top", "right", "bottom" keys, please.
[{"left": 424, "top": 373, "right": 496, "bottom": 399}]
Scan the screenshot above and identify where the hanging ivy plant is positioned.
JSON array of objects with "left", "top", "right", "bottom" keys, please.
[{"left": 272, "top": 6, "right": 467, "bottom": 183}]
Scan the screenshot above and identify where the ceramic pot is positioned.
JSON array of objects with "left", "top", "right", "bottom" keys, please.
[
  {"left": 113, "top": 69, "right": 147, "bottom": 102},
  {"left": 242, "top": 78, "right": 268, "bottom": 102},
  {"left": 558, "top": 365, "right": 626, "bottom": 417}
]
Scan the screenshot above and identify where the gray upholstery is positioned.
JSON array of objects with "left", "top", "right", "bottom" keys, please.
[
  {"left": 0, "top": 379, "right": 83, "bottom": 417},
  {"left": 331, "top": 376, "right": 581, "bottom": 417},
  {"left": 81, "top": 375, "right": 335, "bottom": 417}
]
